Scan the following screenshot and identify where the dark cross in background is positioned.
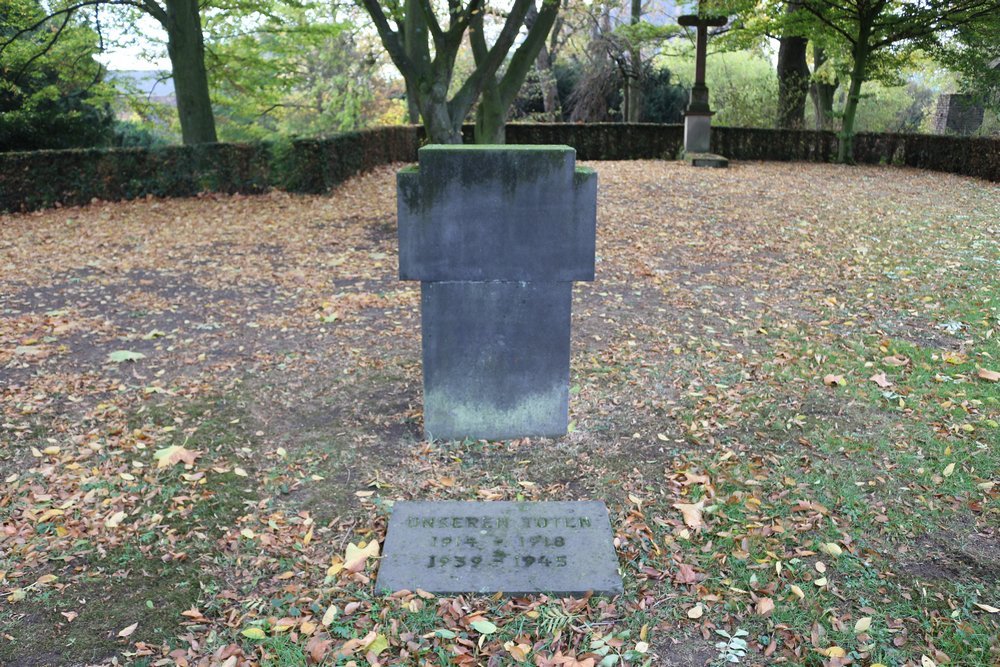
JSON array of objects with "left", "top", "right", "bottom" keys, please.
[{"left": 678, "top": 13, "right": 727, "bottom": 158}]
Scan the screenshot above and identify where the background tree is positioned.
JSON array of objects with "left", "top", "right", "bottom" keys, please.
[
  {"left": 792, "top": 0, "right": 1000, "bottom": 161},
  {"left": 359, "top": 0, "right": 562, "bottom": 144},
  {"left": 1, "top": 0, "right": 114, "bottom": 150},
  {"left": 205, "top": 3, "right": 394, "bottom": 140},
  {"left": 2, "top": 0, "right": 217, "bottom": 144}
]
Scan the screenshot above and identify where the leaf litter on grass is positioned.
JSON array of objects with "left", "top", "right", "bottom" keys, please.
[{"left": 1, "top": 162, "right": 998, "bottom": 666}]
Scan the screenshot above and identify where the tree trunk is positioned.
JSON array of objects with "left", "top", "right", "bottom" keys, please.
[
  {"left": 838, "top": 37, "right": 869, "bottom": 163},
  {"left": 776, "top": 4, "right": 809, "bottom": 129},
  {"left": 810, "top": 45, "right": 837, "bottom": 130},
  {"left": 164, "top": 0, "right": 217, "bottom": 144},
  {"left": 475, "top": 81, "right": 506, "bottom": 143},
  {"left": 526, "top": 3, "right": 560, "bottom": 119},
  {"left": 624, "top": 0, "right": 642, "bottom": 122}
]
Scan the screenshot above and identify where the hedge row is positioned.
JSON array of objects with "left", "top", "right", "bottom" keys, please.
[
  {"left": 0, "top": 126, "right": 420, "bottom": 212},
  {"left": 1, "top": 124, "right": 996, "bottom": 212}
]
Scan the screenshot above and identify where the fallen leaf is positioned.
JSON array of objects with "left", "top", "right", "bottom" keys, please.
[
  {"left": 854, "top": 616, "right": 872, "bottom": 633},
  {"left": 60, "top": 611, "right": 78, "bottom": 622},
  {"left": 870, "top": 372, "right": 893, "bottom": 388},
  {"left": 118, "top": 622, "right": 138, "bottom": 638},
  {"left": 322, "top": 604, "right": 338, "bottom": 626},
  {"left": 756, "top": 597, "right": 775, "bottom": 616},
  {"left": 943, "top": 463, "right": 955, "bottom": 477},
  {"left": 343, "top": 540, "right": 380, "bottom": 573},
  {"left": 672, "top": 500, "right": 705, "bottom": 528},
  {"left": 823, "top": 374, "right": 846, "bottom": 387},
  {"left": 819, "top": 542, "right": 843, "bottom": 557},
  {"left": 241, "top": 627, "right": 266, "bottom": 639},
  {"left": 470, "top": 619, "right": 497, "bottom": 634},
  {"left": 883, "top": 355, "right": 909, "bottom": 367},
  {"left": 108, "top": 350, "right": 146, "bottom": 363},
  {"left": 978, "top": 368, "right": 1000, "bottom": 382},
  {"left": 974, "top": 603, "right": 999, "bottom": 613},
  {"left": 154, "top": 445, "right": 200, "bottom": 468},
  {"left": 105, "top": 511, "right": 127, "bottom": 529},
  {"left": 687, "top": 604, "right": 703, "bottom": 619}
]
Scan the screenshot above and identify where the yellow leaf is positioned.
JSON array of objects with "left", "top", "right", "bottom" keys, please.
[
  {"left": 854, "top": 616, "right": 872, "bottom": 633},
  {"left": 154, "top": 445, "right": 200, "bottom": 468},
  {"left": 300, "top": 621, "right": 317, "bottom": 635},
  {"left": 815, "top": 561, "right": 826, "bottom": 573},
  {"left": 921, "top": 656, "right": 937, "bottom": 667},
  {"left": 814, "top": 577, "right": 828, "bottom": 587},
  {"left": 7, "top": 588, "right": 26, "bottom": 603},
  {"left": 824, "top": 646, "right": 846, "bottom": 658},
  {"left": 819, "top": 542, "right": 843, "bottom": 557},
  {"left": 105, "top": 511, "right": 127, "bottom": 529},
  {"left": 35, "top": 574, "right": 58, "bottom": 586},
  {"left": 365, "top": 633, "right": 389, "bottom": 656},
  {"left": 344, "top": 540, "right": 380, "bottom": 573},
  {"left": 790, "top": 585, "right": 805, "bottom": 600},
  {"left": 241, "top": 627, "right": 266, "bottom": 640},
  {"left": 118, "top": 622, "right": 138, "bottom": 638},
  {"left": 974, "top": 603, "right": 999, "bottom": 613},
  {"left": 943, "top": 463, "right": 955, "bottom": 477},
  {"left": 233, "top": 467, "right": 248, "bottom": 477},
  {"left": 687, "top": 604, "right": 703, "bottom": 619},
  {"left": 240, "top": 528, "right": 255, "bottom": 539},
  {"left": 322, "top": 604, "right": 339, "bottom": 626},
  {"left": 42, "top": 446, "right": 61, "bottom": 456}
]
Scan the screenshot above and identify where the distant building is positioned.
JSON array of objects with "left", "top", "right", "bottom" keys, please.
[
  {"left": 932, "top": 94, "right": 985, "bottom": 135},
  {"left": 110, "top": 70, "right": 176, "bottom": 108}
]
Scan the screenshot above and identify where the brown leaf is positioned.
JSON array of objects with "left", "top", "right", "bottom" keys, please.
[
  {"left": 977, "top": 368, "right": 1000, "bottom": 382},
  {"left": 672, "top": 500, "right": 705, "bottom": 528},
  {"left": 870, "top": 372, "right": 893, "bottom": 388},
  {"left": 756, "top": 597, "right": 775, "bottom": 617}
]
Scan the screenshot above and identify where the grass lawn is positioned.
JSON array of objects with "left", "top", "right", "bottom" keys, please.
[{"left": 0, "top": 161, "right": 997, "bottom": 667}]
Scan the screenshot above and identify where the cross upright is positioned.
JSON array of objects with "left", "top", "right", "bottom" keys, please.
[{"left": 677, "top": 13, "right": 727, "bottom": 157}]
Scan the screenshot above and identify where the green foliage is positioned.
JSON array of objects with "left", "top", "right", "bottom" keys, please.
[
  {"left": 660, "top": 47, "right": 778, "bottom": 128},
  {"left": 205, "top": 3, "right": 395, "bottom": 141},
  {"left": 0, "top": 0, "right": 115, "bottom": 151}
]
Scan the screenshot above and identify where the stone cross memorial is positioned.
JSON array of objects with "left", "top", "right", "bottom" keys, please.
[
  {"left": 678, "top": 13, "right": 729, "bottom": 167},
  {"left": 397, "top": 145, "right": 597, "bottom": 441},
  {"left": 377, "top": 501, "right": 622, "bottom": 596}
]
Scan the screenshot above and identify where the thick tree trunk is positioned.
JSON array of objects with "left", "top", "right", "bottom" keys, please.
[
  {"left": 810, "top": 46, "right": 837, "bottom": 130},
  {"left": 475, "top": 82, "right": 506, "bottom": 143},
  {"left": 164, "top": 0, "right": 217, "bottom": 144},
  {"left": 776, "top": 5, "right": 809, "bottom": 129},
  {"left": 838, "top": 38, "right": 869, "bottom": 163}
]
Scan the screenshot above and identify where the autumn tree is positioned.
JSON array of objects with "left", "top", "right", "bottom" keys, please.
[
  {"left": 793, "top": 0, "right": 1000, "bottom": 161},
  {"left": 358, "top": 0, "right": 562, "bottom": 144},
  {"left": 2, "top": 0, "right": 217, "bottom": 144}
]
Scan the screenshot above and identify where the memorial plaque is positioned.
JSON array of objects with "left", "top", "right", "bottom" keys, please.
[{"left": 376, "top": 501, "right": 622, "bottom": 596}]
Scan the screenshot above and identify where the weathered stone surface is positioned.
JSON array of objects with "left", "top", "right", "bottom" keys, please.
[
  {"left": 398, "top": 145, "right": 596, "bottom": 282},
  {"left": 687, "top": 153, "right": 729, "bottom": 168},
  {"left": 376, "top": 501, "right": 622, "bottom": 596},
  {"left": 397, "top": 145, "right": 597, "bottom": 441},
  {"left": 422, "top": 281, "right": 571, "bottom": 441},
  {"left": 684, "top": 113, "right": 713, "bottom": 154}
]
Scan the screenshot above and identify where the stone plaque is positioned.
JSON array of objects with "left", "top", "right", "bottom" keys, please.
[{"left": 376, "top": 501, "right": 622, "bottom": 596}]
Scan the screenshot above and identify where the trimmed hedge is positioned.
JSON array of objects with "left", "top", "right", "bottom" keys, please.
[
  {"left": 1, "top": 123, "right": 996, "bottom": 212},
  {"left": 0, "top": 126, "right": 420, "bottom": 212}
]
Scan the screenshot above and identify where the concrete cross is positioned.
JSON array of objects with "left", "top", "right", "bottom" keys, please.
[
  {"left": 678, "top": 14, "right": 727, "bottom": 156},
  {"left": 398, "top": 145, "right": 597, "bottom": 441}
]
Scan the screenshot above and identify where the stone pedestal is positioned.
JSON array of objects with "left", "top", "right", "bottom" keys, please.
[
  {"left": 684, "top": 112, "right": 713, "bottom": 154},
  {"left": 398, "top": 145, "right": 597, "bottom": 441}
]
